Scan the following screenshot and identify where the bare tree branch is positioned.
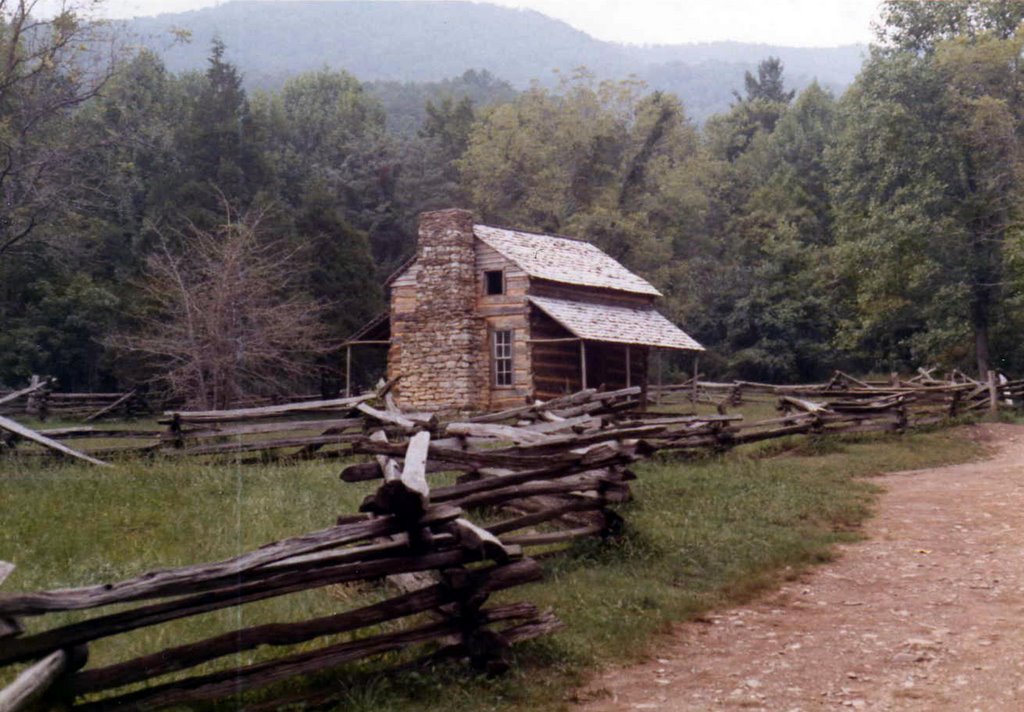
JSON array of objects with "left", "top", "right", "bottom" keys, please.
[
  {"left": 0, "top": 0, "right": 122, "bottom": 256},
  {"left": 108, "top": 199, "right": 333, "bottom": 409}
]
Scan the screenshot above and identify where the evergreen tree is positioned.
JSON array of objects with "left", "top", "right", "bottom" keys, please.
[
  {"left": 689, "top": 83, "right": 838, "bottom": 381},
  {"left": 295, "top": 187, "right": 383, "bottom": 342},
  {"left": 741, "top": 56, "right": 796, "bottom": 104},
  {"left": 708, "top": 57, "right": 795, "bottom": 161},
  {"left": 175, "top": 39, "right": 266, "bottom": 223}
]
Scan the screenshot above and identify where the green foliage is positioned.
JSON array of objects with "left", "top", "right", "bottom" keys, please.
[
  {"left": 687, "top": 67, "right": 840, "bottom": 380},
  {"left": 0, "top": 273, "right": 119, "bottom": 391},
  {"left": 422, "top": 96, "right": 475, "bottom": 161},
  {"left": 877, "top": 0, "right": 1024, "bottom": 52},
  {"left": 368, "top": 69, "right": 516, "bottom": 136},
  {"left": 9, "top": 3, "right": 1024, "bottom": 393},
  {"left": 830, "top": 29, "right": 1024, "bottom": 375},
  {"left": 254, "top": 68, "right": 415, "bottom": 268},
  {"left": 296, "top": 188, "right": 383, "bottom": 342},
  {"left": 460, "top": 73, "right": 702, "bottom": 278},
  {"left": 0, "top": 43, "right": 400, "bottom": 392},
  {"left": 742, "top": 56, "right": 797, "bottom": 104}
]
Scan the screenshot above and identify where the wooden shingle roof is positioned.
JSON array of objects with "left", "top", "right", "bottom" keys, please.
[
  {"left": 474, "top": 225, "right": 662, "bottom": 297},
  {"left": 529, "top": 296, "right": 704, "bottom": 351}
]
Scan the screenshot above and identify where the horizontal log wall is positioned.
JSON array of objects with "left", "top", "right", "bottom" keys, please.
[{"left": 530, "top": 309, "right": 581, "bottom": 399}]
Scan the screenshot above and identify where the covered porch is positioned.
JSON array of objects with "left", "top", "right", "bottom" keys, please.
[
  {"left": 527, "top": 296, "right": 704, "bottom": 401},
  {"left": 340, "top": 311, "right": 390, "bottom": 397}
]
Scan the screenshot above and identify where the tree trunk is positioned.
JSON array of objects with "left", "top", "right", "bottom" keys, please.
[
  {"left": 975, "top": 322, "right": 991, "bottom": 379},
  {"left": 969, "top": 217, "right": 997, "bottom": 380},
  {"left": 970, "top": 230, "right": 996, "bottom": 380}
]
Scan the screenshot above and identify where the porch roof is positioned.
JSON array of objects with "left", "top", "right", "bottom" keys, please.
[
  {"left": 341, "top": 310, "right": 390, "bottom": 346},
  {"left": 528, "top": 296, "right": 704, "bottom": 351}
]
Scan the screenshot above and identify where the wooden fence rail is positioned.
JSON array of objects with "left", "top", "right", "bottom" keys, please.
[
  {"left": 0, "top": 386, "right": 653, "bottom": 710},
  {"left": 1, "top": 370, "right": 1016, "bottom": 466},
  {"left": 0, "top": 433, "right": 558, "bottom": 711},
  {"left": 0, "top": 384, "right": 150, "bottom": 422},
  {"left": 0, "top": 379, "right": 329, "bottom": 423},
  {"left": 5, "top": 369, "right": 1011, "bottom": 465},
  {"left": 0, "top": 374, "right": 1005, "bottom": 709},
  {"left": 650, "top": 369, "right": 1022, "bottom": 418}
]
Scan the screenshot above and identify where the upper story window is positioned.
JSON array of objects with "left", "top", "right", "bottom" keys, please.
[
  {"left": 485, "top": 270, "right": 505, "bottom": 296},
  {"left": 493, "top": 330, "right": 513, "bottom": 387}
]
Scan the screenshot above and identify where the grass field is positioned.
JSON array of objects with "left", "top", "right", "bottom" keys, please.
[{"left": 0, "top": 418, "right": 989, "bottom": 710}]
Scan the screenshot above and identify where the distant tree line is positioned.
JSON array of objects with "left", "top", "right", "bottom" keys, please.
[{"left": 2, "top": 0, "right": 1023, "bottom": 404}]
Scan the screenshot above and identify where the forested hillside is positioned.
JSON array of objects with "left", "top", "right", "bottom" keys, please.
[
  {"left": 124, "top": 0, "right": 865, "bottom": 121},
  {"left": 2, "top": 0, "right": 1023, "bottom": 408}
]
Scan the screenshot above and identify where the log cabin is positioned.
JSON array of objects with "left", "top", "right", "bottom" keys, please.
[{"left": 344, "top": 208, "right": 703, "bottom": 412}]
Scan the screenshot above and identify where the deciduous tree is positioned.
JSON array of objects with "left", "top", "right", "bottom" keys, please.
[
  {"left": 0, "top": 0, "right": 120, "bottom": 255},
  {"left": 832, "top": 25, "right": 1024, "bottom": 376},
  {"left": 111, "top": 202, "right": 331, "bottom": 409}
]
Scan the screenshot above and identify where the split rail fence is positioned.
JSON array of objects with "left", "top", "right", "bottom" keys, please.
[
  {"left": 0, "top": 391, "right": 375, "bottom": 463},
  {"left": 0, "top": 372, "right": 1013, "bottom": 710},
  {"left": 0, "top": 380, "right": 148, "bottom": 422},
  {"left": 652, "top": 368, "right": 1023, "bottom": 421},
  {"left": 0, "top": 388, "right": 645, "bottom": 711},
  {"left": 2, "top": 369, "right": 1020, "bottom": 466},
  {"left": 0, "top": 378, "right": 328, "bottom": 424}
]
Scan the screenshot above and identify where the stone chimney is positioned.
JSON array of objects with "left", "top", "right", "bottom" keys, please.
[{"left": 389, "top": 209, "right": 487, "bottom": 411}]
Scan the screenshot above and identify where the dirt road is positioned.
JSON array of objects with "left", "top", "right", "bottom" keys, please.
[{"left": 576, "top": 424, "right": 1024, "bottom": 711}]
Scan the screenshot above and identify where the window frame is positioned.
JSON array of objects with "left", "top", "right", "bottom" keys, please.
[
  {"left": 484, "top": 269, "right": 505, "bottom": 296},
  {"left": 492, "top": 329, "right": 514, "bottom": 388}
]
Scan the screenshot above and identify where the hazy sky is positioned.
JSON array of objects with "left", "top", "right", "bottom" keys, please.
[{"left": 80, "top": 0, "right": 882, "bottom": 47}]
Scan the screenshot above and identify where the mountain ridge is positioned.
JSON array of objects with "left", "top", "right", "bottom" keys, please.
[{"left": 123, "top": 0, "right": 867, "bottom": 119}]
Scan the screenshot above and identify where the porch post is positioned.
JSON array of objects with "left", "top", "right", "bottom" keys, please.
[
  {"left": 580, "top": 341, "right": 588, "bottom": 390},
  {"left": 656, "top": 348, "right": 663, "bottom": 405},
  {"left": 625, "top": 345, "right": 631, "bottom": 388},
  {"left": 345, "top": 345, "right": 352, "bottom": 398},
  {"left": 692, "top": 354, "right": 700, "bottom": 405}
]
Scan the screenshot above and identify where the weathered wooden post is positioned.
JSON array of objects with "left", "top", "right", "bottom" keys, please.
[
  {"left": 655, "top": 349, "right": 663, "bottom": 405},
  {"left": 169, "top": 413, "right": 184, "bottom": 450},
  {"left": 0, "top": 650, "right": 69, "bottom": 712},
  {"left": 896, "top": 398, "right": 908, "bottom": 433},
  {"left": 987, "top": 370, "right": 999, "bottom": 414},
  {"left": 345, "top": 345, "right": 352, "bottom": 398},
  {"left": 25, "top": 376, "right": 45, "bottom": 421},
  {"left": 0, "top": 562, "right": 89, "bottom": 712},
  {"left": 691, "top": 355, "right": 700, "bottom": 405},
  {"left": 580, "top": 341, "right": 587, "bottom": 390},
  {"left": 0, "top": 562, "right": 21, "bottom": 641}
]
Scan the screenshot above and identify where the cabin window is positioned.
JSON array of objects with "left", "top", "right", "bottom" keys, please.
[
  {"left": 493, "top": 330, "right": 513, "bottom": 387},
  {"left": 485, "top": 270, "right": 505, "bottom": 296}
]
